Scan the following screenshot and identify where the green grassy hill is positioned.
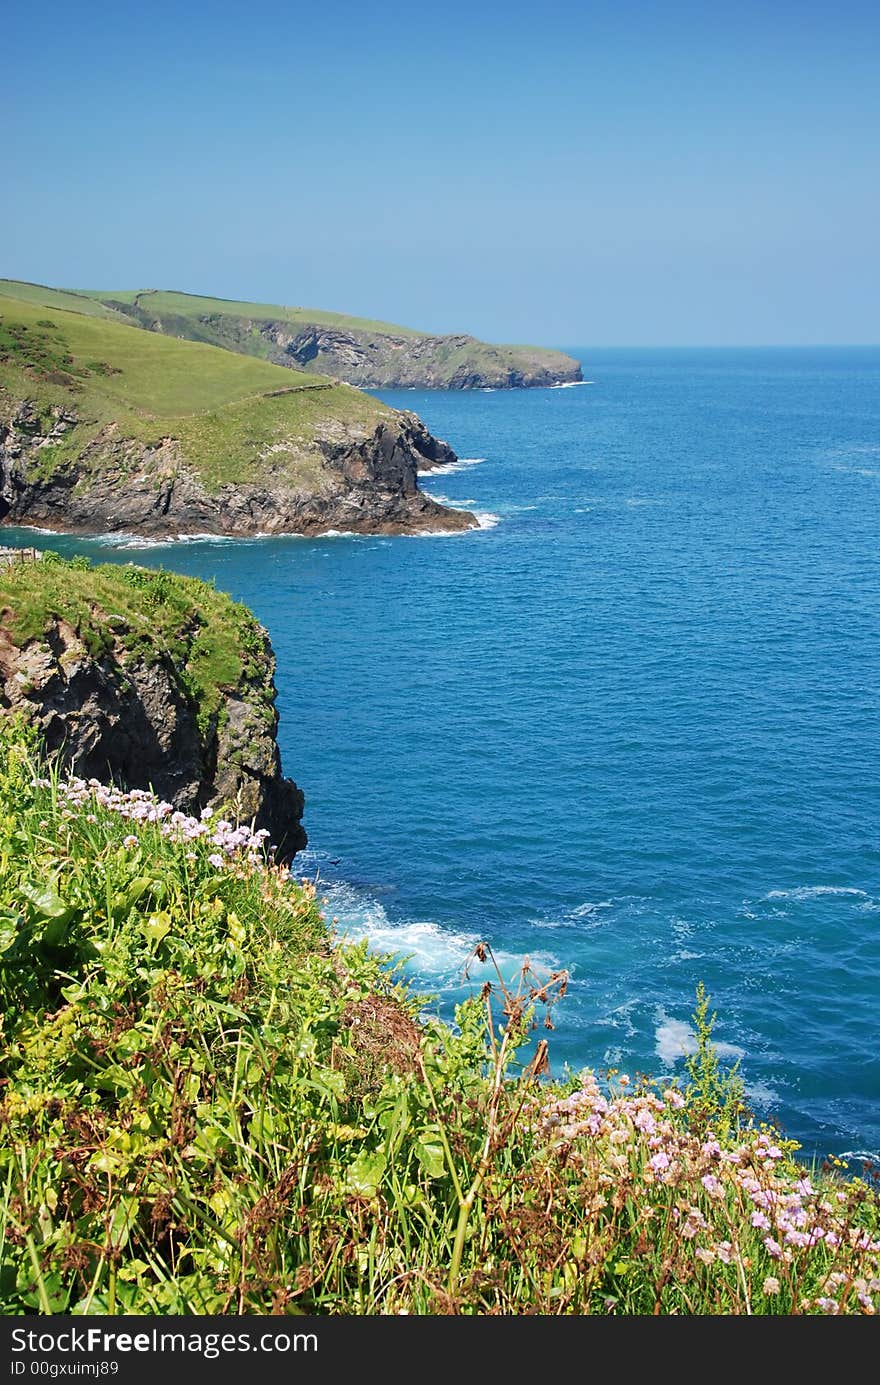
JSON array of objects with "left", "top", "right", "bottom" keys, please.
[
  {"left": 78, "top": 286, "right": 422, "bottom": 338},
  {"left": 0, "top": 278, "right": 583, "bottom": 389}
]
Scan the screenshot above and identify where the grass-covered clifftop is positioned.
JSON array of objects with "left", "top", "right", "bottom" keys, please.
[
  {"left": 0, "top": 280, "right": 583, "bottom": 390},
  {"left": 1, "top": 715, "right": 878, "bottom": 1315},
  {"left": 0, "top": 291, "right": 387, "bottom": 488},
  {"left": 0, "top": 292, "right": 474, "bottom": 536}
]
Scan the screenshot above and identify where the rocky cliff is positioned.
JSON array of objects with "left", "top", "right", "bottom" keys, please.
[
  {"left": 0, "top": 558, "right": 307, "bottom": 859},
  {"left": 254, "top": 323, "right": 582, "bottom": 390},
  {"left": 0, "top": 400, "right": 471, "bottom": 538},
  {"left": 0, "top": 293, "right": 476, "bottom": 540}
]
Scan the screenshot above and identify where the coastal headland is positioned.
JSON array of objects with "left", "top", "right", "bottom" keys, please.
[{"left": 0, "top": 288, "right": 477, "bottom": 540}]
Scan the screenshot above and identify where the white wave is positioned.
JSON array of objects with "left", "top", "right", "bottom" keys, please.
[
  {"left": 420, "top": 456, "right": 486, "bottom": 477},
  {"left": 476, "top": 512, "right": 501, "bottom": 529},
  {"left": 655, "top": 1012, "right": 745, "bottom": 1067},
  {"left": 6, "top": 524, "right": 64, "bottom": 536},
  {"left": 318, "top": 881, "right": 557, "bottom": 993},
  {"left": 744, "top": 1080, "right": 780, "bottom": 1109},
  {"left": 838, "top": 1149, "right": 880, "bottom": 1165},
  {"left": 765, "top": 886, "right": 869, "bottom": 902},
  {"left": 420, "top": 493, "right": 478, "bottom": 507},
  {"left": 551, "top": 380, "right": 594, "bottom": 388},
  {"left": 570, "top": 900, "right": 613, "bottom": 918},
  {"left": 655, "top": 1018, "right": 697, "bottom": 1065}
]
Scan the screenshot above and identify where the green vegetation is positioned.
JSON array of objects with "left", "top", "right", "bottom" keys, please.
[
  {"left": 0, "top": 292, "right": 390, "bottom": 491},
  {"left": 76, "top": 287, "right": 424, "bottom": 338},
  {"left": 0, "top": 280, "right": 132, "bottom": 324},
  {"left": 1, "top": 715, "right": 878, "bottom": 1314},
  {"left": 0, "top": 279, "right": 581, "bottom": 387},
  {"left": 0, "top": 554, "right": 271, "bottom": 732}
]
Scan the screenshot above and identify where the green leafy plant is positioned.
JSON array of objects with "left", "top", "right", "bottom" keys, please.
[{"left": 684, "top": 981, "right": 748, "bottom": 1139}]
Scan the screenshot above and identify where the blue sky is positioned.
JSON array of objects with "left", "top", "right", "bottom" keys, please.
[{"left": 4, "top": 0, "right": 878, "bottom": 345}]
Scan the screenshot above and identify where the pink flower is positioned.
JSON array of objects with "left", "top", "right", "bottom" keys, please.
[
  {"left": 751, "top": 1212, "right": 771, "bottom": 1230},
  {"left": 762, "top": 1276, "right": 780, "bottom": 1296},
  {"left": 208, "top": 853, "right": 224, "bottom": 869},
  {"left": 763, "top": 1237, "right": 782, "bottom": 1259}
]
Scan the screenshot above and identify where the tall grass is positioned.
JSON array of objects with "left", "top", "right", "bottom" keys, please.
[{"left": 1, "top": 719, "right": 877, "bottom": 1315}]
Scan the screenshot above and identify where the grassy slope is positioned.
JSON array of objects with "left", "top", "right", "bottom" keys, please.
[
  {"left": 68, "top": 285, "right": 575, "bottom": 375},
  {"left": 1, "top": 713, "right": 878, "bottom": 1314},
  {"left": 0, "top": 279, "right": 132, "bottom": 323},
  {"left": 0, "top": 556, "right": 270, "bottom": 726},
  {"left": 78, "top": 287, "right": 423, "bottom": 337},
  {"left": 0, "top": 293, "right": 390, "bottom": 489}
]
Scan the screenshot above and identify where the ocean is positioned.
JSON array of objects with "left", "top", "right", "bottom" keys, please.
[{"left": 7, "top": 346, "right": 880, "bottom": 1166}]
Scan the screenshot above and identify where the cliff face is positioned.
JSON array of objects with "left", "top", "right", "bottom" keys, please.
[
  {"left": 0, "top": 401, "right": 473, "bottom": 539},
  {"left": 257, "top": 323, "right": 583, "bottom": 390},
  {"left": 0, "top": 562, "right": 307, "bottom": 859}
]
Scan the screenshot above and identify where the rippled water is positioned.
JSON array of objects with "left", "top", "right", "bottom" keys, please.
[{"left": 8, "top": 346, "right": 880, "bottom": 1164}]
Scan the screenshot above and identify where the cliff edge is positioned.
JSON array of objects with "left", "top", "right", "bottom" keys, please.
[{"left": 0, "top": 555, "right": 307, "bottom": 859}]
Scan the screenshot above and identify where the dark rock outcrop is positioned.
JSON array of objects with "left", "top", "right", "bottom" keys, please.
[
  {"left": 0, "top": 403, "right": 476, "bottom": 539},
  {"left": 0, "top": 609, "right": 306, "bottom": 860}
]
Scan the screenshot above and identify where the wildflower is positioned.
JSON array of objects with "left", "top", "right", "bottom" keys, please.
[
  {"left": 763, "top": 1237, "right": 782, "bottom": 1259},
  {"left": 208, "top": 853, "right": 224, "bottom": 869},
  {"left": 762, "top": 1276, "right": 780, "bottom": 1296},
  {"left": 650, "top": 1152, "right": 671, "bottom": 1173},
  {"left": 695, "top": 1247, "right": 715, "bottom": 1266},
  {"left": 663, "top": 1088, "right": 686, "bottom": 1110},
  {"left": 751, "top": 1212, "right": 771, "bottom": 1230},
  {"left": 123, "top": 835, "right": 138, "bottom": 849},
  {"left": 715, "top": 1241, "right": 733, "bottom": 1264},
  {"left": 817, "top": 1297, "right": 839, "bottom": 1315},
  {"left": 701, "top": 1174, "right": 723, "bottom": 1198},
  {"left": 682, "top": 1208, "right": 707, "bottom": 1240}
]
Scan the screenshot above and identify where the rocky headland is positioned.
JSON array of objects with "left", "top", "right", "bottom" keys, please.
[
  {"left": 0, "top": 556, "right": 306, "bottom": 858},
  {"left": 0, "top": 291, "right": 476, "bottom": 540}
]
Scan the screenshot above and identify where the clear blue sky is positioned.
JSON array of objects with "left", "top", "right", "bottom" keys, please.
[{"left": 4, "top": 0, "right": 878, "bottom": 345}]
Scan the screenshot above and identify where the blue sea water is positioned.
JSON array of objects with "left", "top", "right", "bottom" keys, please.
[{"left": 8, "top": 346, "right": 880, "bottom": 1166}]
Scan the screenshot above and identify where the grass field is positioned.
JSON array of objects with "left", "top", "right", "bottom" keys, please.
[
  {"left": 76, "top": 286, "right": 424, "bottom": 337},
  {"left": 0, "top": 279, "right": 131, "bottom": 323}
]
